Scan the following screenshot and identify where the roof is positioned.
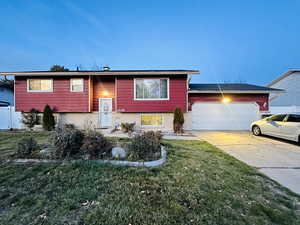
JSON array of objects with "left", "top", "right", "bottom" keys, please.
[
  {"left": 0, "top": 69, "right": 199, "bottom": 76},
  {"left": 189, "top": 83, "right": 284, "bottom": 94},
  {"left": 267, "top": 69, "right": 300, "bottom": 87}
]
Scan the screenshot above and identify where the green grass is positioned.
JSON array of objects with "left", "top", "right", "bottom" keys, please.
[
  {"left": 0, "top": 131, "right": 300, "bottom": 225},
  {"left": 0, "top": 131, "right": 50, "bottom": 159}
]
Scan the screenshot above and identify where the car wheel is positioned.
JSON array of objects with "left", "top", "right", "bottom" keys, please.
[{"left": 252, "top": 125, "right": 261, "bottom": 136}]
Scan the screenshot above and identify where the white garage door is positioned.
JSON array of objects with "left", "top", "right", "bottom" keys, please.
[{"left": 191, "top": 102, "right": 259, "bottom": 130}]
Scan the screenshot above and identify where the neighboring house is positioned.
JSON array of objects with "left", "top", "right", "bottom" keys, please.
[
  {"left": 0, "top": 79, "right": 14, "bottom": 106},
  {"left": 0, "top": 69, "right": 283, "bottom": 130},
  {"left": 267, "top": 69, "right": 300, "bottom": 113}
]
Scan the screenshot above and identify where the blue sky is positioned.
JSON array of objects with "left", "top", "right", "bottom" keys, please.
[{"left": 1, "top": 0, "right": 300, "bottom": 84}]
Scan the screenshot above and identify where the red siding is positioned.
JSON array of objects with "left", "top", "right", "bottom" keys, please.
[
  {"left": 188, "top": 93, "right": 269, "bottom": 111},
  {"left": 116, "top": 75, "right": 187, "bottom": 112},
  {"left": 15, "top": 76, "right": 89, "bottom": 112},
  {"left": 92, "top": 76, "right": 115, "bottom": 111}
]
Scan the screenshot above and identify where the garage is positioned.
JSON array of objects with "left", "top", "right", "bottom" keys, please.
[
  {"left": 188, "top": 83, "right": 285, "bottom": 130},
  {"left": 191, "top": 102, "right": 259, "bottom": 130}
]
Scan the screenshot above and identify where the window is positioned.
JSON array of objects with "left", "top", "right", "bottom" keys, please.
[
  {"left": 141, "top": 114, "right": 163, "bottom": 126},
  {"left": 28, "top": 79, "right": 53, "bottom": 92},
  {"left": 135, "top": 78, "right": 168, "bottom": 100},
  {"left": 70, "top": 78, "right": 84, "bottom": 92},
  {"left": 287, "top": 114, "right": 300, "bottom": 122},
  {"left": 268, "top": 114, "right": 287, "bottom": 122}
]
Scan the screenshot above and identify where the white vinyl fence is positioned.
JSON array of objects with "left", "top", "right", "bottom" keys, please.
[
  {"left": 269, "top": 106, "right": 300, "bottom": 114},
  {"left": 0, "top": 106, "right": 22, "bottom": 129}
]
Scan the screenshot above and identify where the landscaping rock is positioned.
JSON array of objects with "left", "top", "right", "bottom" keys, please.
[
  {"left": 39, "top": 147, "right": 54, "bottom": 157},
  {"left": 111, "top": 147, "right": 127, "bottom": 159}
]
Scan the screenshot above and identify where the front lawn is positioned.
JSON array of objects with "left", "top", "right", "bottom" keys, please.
[{"left": 0, "top": 131, "right": 299, "bottom": 225}]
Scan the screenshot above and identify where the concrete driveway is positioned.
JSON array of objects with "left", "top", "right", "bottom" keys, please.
[{"left": 194, "top": 131, "right": 300, "bottom": 195}]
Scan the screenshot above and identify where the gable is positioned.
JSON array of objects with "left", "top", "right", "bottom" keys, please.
[{"left": 269, "top": 71, "right": 300, "bottom": 106}]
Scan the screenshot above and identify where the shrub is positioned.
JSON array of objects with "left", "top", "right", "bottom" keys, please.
[
  {"left": 17, "top": 137, "right": 38, "bottom": 156},
  {"left": 43, "top": 104, "right": 55, "bottom": 131},
  {"left": 50, "top": 128, "right": 84, "bottom": 159},
  {"left": 142, "top": 130, "right": 163, "bottom": 141},
  {"left": 121, "top": 122, "right": 135, "bottom": 133},
  {"left": 21, "top": 108, "right": 39, "bottom": 130},
  {"left": 80, "top": 131, "right": 112, "bottom": 159},
  {"left": 64, "top": 123, "right": 75, "bottom": 129},
  {"left": 173, "top": 107, "right": 184, "bottom": 133},
  {"left": 128, "top": 131, "right": 161, "bottom": 160}
]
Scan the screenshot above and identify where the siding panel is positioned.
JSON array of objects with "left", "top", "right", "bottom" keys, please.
[
  {"left": 116, "top": 75, "right": 187, "bottom": 112},
  {"left": 15, "top": 76, "right": 89, "bottom": 112},
  {"left": 92, "top": 76, "right": 115, "bottom": 111},
  {"left": 188, "top": 93, "right": 269, "bottom": 111}
]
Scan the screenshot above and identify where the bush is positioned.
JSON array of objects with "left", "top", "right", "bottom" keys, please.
[
  {"left": 142, "top": 130, "right": 163, "bottom": 141},
  {"left": 21, "top": 108, "right": 39, "bottom": 130},
  {"left": 43, "top": 104, "right": 55, "bottom": 131},
  {"left": 173, "top": 107, "right": 184, "bottom": 133},
  {"left": 80, "top": 131, "right": 112, "bottom": 159},
  {"left": 50, "top": 128, "right": 84, "bottom": 159},
  {"left": 64, "top": 123, "right": 75, "bottom": 129},
  {"left": 121, "top": 122, "right": 135, "bottom": 133},
  {"left": 128, "top": 131, "right": 161, "bottom": 161},
  {"left": 17, "top": 137, "right": 38, "bottom": 156}
]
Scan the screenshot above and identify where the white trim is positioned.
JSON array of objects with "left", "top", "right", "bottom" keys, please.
[
  {"left": 267, "top": 69, "right": 300, "bottom": 87},
  {"left": 27, "top": 78, "right": 53, "bottom": 92},
  {"left": 140, "top": 113, "right": 164, "bottom": 128},
  {"left": 88, "top": 76, "right": 91, "bottom": 112},
  {"left": 2, "top": 70, "right": 199, "bottom": 76},
  {"left": 14, "top": 79, "right": 16, "bottom": 108},
  {"left": 70, "top": 78, "right": 84, "bottom": 92},
  {"left": 115, "top": 77, "right": 117, "bottom": 111},
  {"left": 134, "top": 78, "right": 170, "bottom": 101}
]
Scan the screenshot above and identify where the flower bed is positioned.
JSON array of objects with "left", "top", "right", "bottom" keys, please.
[
  {"left": 6, "top": 146, "right": 167, "bottom": 168},
  {"left": 9, "top": 129, "right": 166, "bottom": 167}
]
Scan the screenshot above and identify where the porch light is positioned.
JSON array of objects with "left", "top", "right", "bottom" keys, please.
[
  {"left": 222, "top": 97, "right": 231, "bottom": 104},
  {"left": 102, "top": 90, "right": 109, "bottom": 96}
]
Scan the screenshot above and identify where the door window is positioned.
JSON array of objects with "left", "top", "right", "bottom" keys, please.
[
  {"left": 268, "top": 114, "right": 287, "bottom": 122},
  {"left": 286, "top": 114, "right": 300, "bottom": 122}
]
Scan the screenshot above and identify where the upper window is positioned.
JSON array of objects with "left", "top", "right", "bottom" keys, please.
[
  {"left": 135, "top": 78, "right": 169, "bottom": 100},
  {"left": 28, "top": 79, "right": 53, "bottom": 92},
  {"left": 70, "top": 78, "right": 84, "bottom": 92}
]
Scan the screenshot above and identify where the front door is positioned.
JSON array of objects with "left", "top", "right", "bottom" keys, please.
[{"left": 99, "top": 98, "right": 112, "bottom": 128}]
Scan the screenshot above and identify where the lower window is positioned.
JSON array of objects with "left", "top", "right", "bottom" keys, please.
[{"left": 141, "top": 114, "right": 163, "bottom": 126}]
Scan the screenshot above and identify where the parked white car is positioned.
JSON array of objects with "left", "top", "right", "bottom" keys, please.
[{"left": 251, "top": 114, "right": 300, "bottom": 144}]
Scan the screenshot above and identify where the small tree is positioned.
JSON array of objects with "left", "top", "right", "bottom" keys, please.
[
  {"left": 43, "top": 104, "right": 55, "bottom": 131},
  {"left": 50, "top": 65, "right": 69, "bottom": 72},
  {"left": 173, "top": 107, "right": 184, "bottom": 133},
  {"left": 22, "top": 108, "right": 39, "bottom": 130}
]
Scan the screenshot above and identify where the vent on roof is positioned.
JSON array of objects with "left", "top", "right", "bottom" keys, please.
[{"left": 103, "top": 66, "right": 110, "bottom": 71}]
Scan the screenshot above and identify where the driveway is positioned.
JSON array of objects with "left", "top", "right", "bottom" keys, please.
[{"left": 194, "top": 131, "right": 300, "bottom": 195}]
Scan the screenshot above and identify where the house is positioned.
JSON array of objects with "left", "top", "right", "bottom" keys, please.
[
  {"left": 267, "top": 69, "right": 300, "bottom": 113},
  {"left": 1, "top": 69, "right": 283, "bottom": 131},
  {"left": 0, "top": 79, "right": 14, "bottom": 106}
]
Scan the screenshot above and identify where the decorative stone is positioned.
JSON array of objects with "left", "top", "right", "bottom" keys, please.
[
  {"left": 111, "top": 147, "right": 127, "bottom": 159},
  {"left": 39, "top": 147, "right": 54, "bottom": 157}
]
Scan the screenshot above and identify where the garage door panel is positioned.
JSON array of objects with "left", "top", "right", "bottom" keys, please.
[{"left": 192, "top": 102, "right": 259, "bottom": 130}]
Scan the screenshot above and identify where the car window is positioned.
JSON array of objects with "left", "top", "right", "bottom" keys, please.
[
  {"left": 287, "top": 114, "right": 300, "bottom": 122},
  {"left": 268, "top": 114, "right": 287, "bottom": 122}
]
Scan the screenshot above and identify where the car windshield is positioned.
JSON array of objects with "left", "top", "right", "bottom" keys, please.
[
  {"left": 287, "top": 114, "right": 300, "bottom": 122},
  {"left": 267, "top": 114, "right": 287, "bottom": 122}
]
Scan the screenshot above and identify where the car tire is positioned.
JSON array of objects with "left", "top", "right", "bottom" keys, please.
[{"left": 252, "top": 125, "right": 261, "bottom": 136}]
